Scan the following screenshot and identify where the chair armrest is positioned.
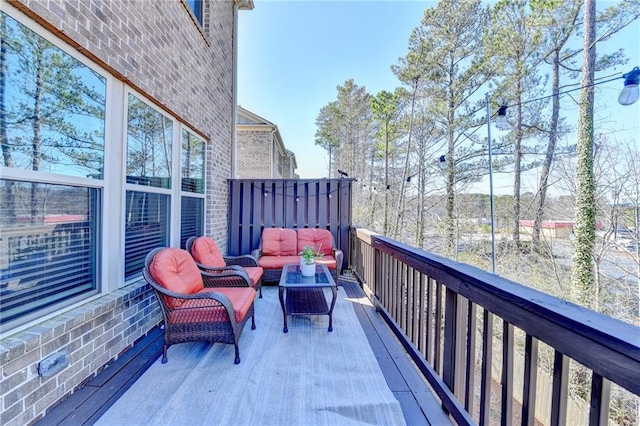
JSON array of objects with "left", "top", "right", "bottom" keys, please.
[
  {"left": 224, "top": 254, "right": 259, "bottom": 267},
  {"left": 250, "top": 248, "right": 261, "bottom": 260},
  {"left": 201, "top": 268, "right": 252, "bottom": 288},
  {"left": 333, "top": 248, "right": 344, "bottom": 277},
  {"left": 194, "top": 261, "right": 243, "bottom": 274}
]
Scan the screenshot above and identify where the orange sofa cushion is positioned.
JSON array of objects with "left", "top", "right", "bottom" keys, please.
[
  {"left": 149, "top": 248, "right": 203, "bottom": 308},
  {"left": 315, "top": 255, "right": 337, "bottom": 270},
  {"left": 168, "top": 287, "right": 255, "bottom": 324},
  {"left": 190, "top": 236, "right": 226, "bottom": 268},
  {"left": 297, "top": 229, "right": 334, "bottom": 256},
  {"left": 258, "top": 255, "right": 300, "bottom": 270},
  {"left": 261, "top": 228, "right": 297, "bottom": 256}
]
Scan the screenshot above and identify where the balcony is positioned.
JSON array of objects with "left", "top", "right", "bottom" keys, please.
[
  {"left": 3, "top": 178, "right": 631, "bottom": 425},
  {"left": 38, "top": 230, "right": 639, "bottom": 425}
]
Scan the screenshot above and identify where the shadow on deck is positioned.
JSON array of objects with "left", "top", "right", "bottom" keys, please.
[{"left": 37, "top": 278, "right": 450, "bottom": 425}]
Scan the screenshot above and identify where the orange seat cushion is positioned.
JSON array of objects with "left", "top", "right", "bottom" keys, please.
[
  {"left": 258, "top": 255, "right": 300, "bottom": 270},
  {"left": 191, "top": 237, "right": 226, "bottom": 268},
  {"left": 149, "top": 248, "right": 203, "bottom": 308},
  {"left": 261, "top": 228, "right": 297, "bottom": 256},
  {"left": 168, "top": 287, "right": 256, "bottom": 324},
  {"left": 244, "top": 266, "right": 263, "bottom": 287},
  {"left": 297, "top": 229, "right": 334, "bottom": 256},
  {"left": 315, "top": 255, "right": 337, "bottom": 270}
]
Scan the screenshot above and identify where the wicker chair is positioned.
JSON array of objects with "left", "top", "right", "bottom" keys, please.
[
  {"left": 186, "top": 235, "right": 264, "bottom": 298},
  {"left": 143, "top": 247, "right": 256, "bottom": 364}
]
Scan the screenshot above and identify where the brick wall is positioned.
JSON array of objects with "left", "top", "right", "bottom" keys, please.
[
  {"left": 10, "top": 0, "right": 235, "bottom": 246},
  {"left": 0, "top": 280, "right": 160, "bottom": 426},
  {"left": 1, "top": 0, "right": 238, "bottom": 423},
  {"left": 237, "top": 131, "right": 274, "bottom": 178}
]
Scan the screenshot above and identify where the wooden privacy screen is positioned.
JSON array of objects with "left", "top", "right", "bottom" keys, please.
[{"left": 227, "top": 179, "right": 353, "bottom": 270}]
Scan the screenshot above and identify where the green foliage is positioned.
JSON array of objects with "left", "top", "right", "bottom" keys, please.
[{"left": 299, "top": 245, "right": 323, "bottom": 265}]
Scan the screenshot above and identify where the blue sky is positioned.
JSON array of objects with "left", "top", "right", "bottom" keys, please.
[{"left": 238, "top": 1, "right": 640, "bottom": 190}]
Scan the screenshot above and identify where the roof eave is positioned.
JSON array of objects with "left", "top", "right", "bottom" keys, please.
[{"left": 235, "top": 0, "right": 254, "bottom": 11}]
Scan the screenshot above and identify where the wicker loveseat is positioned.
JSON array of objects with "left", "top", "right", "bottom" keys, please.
[
  {"left": 143, "top": 247, "right": 256, "bottom": 364},
  {"left": 251, "top": 228, "right": 343, "bottom": 283}
]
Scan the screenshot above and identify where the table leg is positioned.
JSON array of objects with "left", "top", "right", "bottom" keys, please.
[
  {"left": 327, "top": 286, "right": 337, "bottom": 332},
  {"left": 279, "top": 286, "right": 288, "bottom": 333}
]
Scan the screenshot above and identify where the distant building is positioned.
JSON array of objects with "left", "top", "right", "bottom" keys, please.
[
  {"left": 518, "top": 220, "right": 608, "bottom": 238},
  {"left": 519, "top": 220, "right": 575, "bottom": 238},
  {"left": 236, "top": 106, "right": 298, "bottom": 178}
]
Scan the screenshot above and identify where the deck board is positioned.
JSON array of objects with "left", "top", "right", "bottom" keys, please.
[
  {"left": 342, "top": 279, "right": 452, "bottom": 425},
  {"left": 38, "top": 279, "right": 449, "bottom": 425}
]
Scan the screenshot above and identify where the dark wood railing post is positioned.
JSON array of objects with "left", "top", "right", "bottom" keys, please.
[
  {"left": 588, "top": 374, "right": 611, "bottom": 426},
  {"left": 501, "top": 321, "right": 514, "bottom": 426},
  {"left": 551, "top": 351, "right": 569, "bottom": 426},
  {"left": 522, "top": 334, "right": 539, "bottom": 426},
  {"left": 443, "top": 289, "right": 466, "bottom": 401}
]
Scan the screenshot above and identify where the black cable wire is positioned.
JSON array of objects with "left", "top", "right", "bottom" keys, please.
[{"left": 503, "top": 75, "right": 624, "bottom": 109}]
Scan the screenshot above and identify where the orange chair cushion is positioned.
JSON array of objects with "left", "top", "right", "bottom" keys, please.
[
  {"left": 261, "top": 228, "right": 297, "bottom": 256},
  {"left": 168, "top": 287, "right": 255, "bottom": 324},
  {"left": 149, "top": 248, "right": 203, "bottom": 308},
  {"left": 191, "top": 237, "right": 226, "bottom": 268},
  {"left": 258, "top": 255, "right": 300, "bottom": 270},
  {"left": 244, "top": 266, "right": 263, "bottom": 287},
  {"left": 297, "top": 229, "right": 334, "bottom": 256}
]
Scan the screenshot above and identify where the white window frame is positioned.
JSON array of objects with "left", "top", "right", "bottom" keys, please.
[
  {"left": 1, "top": 4, "right": 209, "bottom": 332},
  {"left": 178, "top": 127, "right": 207, "bottom": 247},
  {"left": 0, "top": 4, "right": 112, "bottom": 330}
]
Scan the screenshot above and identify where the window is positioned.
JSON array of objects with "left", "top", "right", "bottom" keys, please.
[
  {"left": 180, "top": 129, "right": 205, "bottom": 248},
  {"left": 124, "top": 191, "right": 169, "bottom": 278},
  {"left": 0, "top": 181, "right": 99, "bottom": 328},
  {"left": 1, "top": 13, "right": 106, "bottom": 178},
  {"left": 126, "top": 94, "right": 173, "bottom": 189},
  {"left": 0, "top": 12, "right": 105, "bottom": 330},
  {"left": 181, "top": 196, "right": 204, "bottom": 249},
  {"left": 185, "top": 0, "right": 204, "bottom": 26},
  {"left": 0, "top": 7, "right": 210, "bottom": 331},
  {"left": 181, "top": 129, "right": 205, "bottom": 193},
  {"left": 124, "top": 95, "right": 173, "bottom": 278}
]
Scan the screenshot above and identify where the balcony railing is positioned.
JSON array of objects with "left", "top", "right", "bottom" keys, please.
[{"left": 349, "top": 227, "right": 640, "bottom": 426}]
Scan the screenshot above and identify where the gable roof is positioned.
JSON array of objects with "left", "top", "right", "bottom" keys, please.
[
  {"left": 236, "top": 105, "right": 286, "bottom": 156},
  {"left": 237, "top": 105, "right": 274, "bottom": 126}
]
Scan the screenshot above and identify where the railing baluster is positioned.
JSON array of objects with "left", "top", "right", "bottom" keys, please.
[
  {"left": 455, "top": 295, "right": 468, "bottom": 402},
  {"left": 465, "top": 300, "right": 477, "bottom": 414},
  {"left": 426, "top": 277, "right": 434, "bottom": 364},
  {"left": 522, "top": 334, "right": 538, "bottom": 426},
  {"left": 410, "top": 268, "right": 417, "bottom": 346},
  {"left": 435, "top": 280, "right": 443, "bottom": 375},
  {"left": 443, "top": 287, "right": 458, "bottom": 394},
  {"left": 551, "top": 351, "right": 569, "bottom": 426},
  {"left": 588, "top": 373, "right": 610, "bottom": 426},
  {"left": 417, "top": 272, "right": 425, "bottom": 356},
  {"left": 480, "top": 309, "right": 493, "bottom": 426},
  {"left": 501, "top": 321, "right": 514, "bottom": 426}
]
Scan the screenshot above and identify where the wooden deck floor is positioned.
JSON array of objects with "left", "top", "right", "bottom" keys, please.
[{"left": 37, "top": 279, "right": 450, "bottom": 425}]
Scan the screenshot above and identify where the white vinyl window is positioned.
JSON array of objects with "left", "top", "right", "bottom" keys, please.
[
  {"left": 124, "top": 94, "right": 173, "bottom": 279},
  {"left": 0, "top": 6, "right": 209, "bottom": 331},
  {"left": 0, "top": 10, "right": 105, "bottom": 331}
]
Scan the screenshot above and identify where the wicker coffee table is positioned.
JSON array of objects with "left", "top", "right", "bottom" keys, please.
[{"left": 278, "top": 263, "right": 338, "bottom": 333}]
